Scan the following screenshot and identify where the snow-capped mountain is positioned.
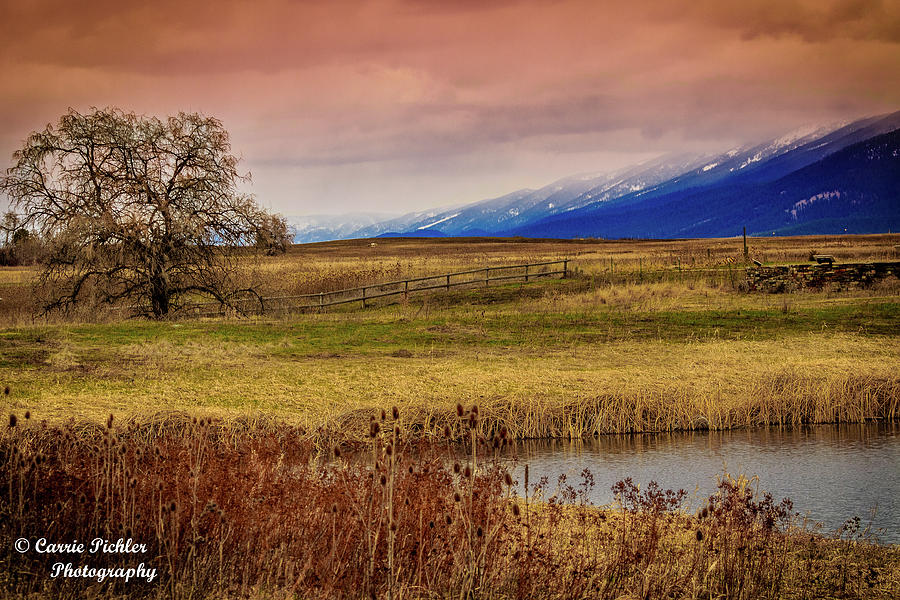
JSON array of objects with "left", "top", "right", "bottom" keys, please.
[
  {"left": 349, "top": 155, "right": 717, "bottom": 238},
  {"left": 511, "top": 112, "right": 900, "bottom": 238},
  {"left": 290, "top": 111, "right": 900, "bottom": 241},
  {"left": 287, "top": 213, "right": 406, "bottom": 243}
]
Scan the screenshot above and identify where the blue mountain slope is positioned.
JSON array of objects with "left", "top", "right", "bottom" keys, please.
[
  {"left": 509, "top": 128, "right": 900, "bottom": 238},
  {"left": 293, "top": 111, "right": 900, "bottom": 242},
  {"left": 570, "top": 111, "right": 900, "bottom": 217}
]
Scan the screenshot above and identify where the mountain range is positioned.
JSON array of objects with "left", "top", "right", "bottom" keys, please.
[{"left": 287, "top": 111, "right": 900, "bottom": 242}]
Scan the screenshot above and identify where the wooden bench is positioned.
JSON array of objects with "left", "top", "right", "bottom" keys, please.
[{"left": 812, "top": 255, "right": 835, "bottom": 265}]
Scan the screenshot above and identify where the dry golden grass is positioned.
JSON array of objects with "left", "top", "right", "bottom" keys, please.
[
  {"left": 2, "top": 233, "right": 898, "bottom": 325},
  {"left": 4, "top": 326, "right": 897, "bottom": 444},
  {"left": 1, "top": 234, "right": 897, "bottom": 442}
]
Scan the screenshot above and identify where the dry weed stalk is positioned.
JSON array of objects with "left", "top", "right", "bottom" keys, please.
[{"left": 1, "top": 413, "right": 897, "bottom": 599}]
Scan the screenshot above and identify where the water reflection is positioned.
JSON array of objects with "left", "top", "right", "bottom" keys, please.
[{"left": 501, "top": 423, "right": 900, "bottom": 544}]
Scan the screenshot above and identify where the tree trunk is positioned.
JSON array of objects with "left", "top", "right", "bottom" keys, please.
[{"left": 149, "top": 266, "right": 170, "bottom": 318}]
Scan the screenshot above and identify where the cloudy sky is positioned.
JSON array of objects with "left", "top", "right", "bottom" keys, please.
[{"left": 1, "top": 0, "right": 898, "bottom": 216}]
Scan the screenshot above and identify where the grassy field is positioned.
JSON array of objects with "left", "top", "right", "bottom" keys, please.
[
  {"left": 1, "top": 235, "right": 898, "bottom": 441},
  {"left": 2, "top": 233, "right": 898, "bottom": 322},
  {"left": 1, "top": 235, "right": 899, "bottom": 599}
]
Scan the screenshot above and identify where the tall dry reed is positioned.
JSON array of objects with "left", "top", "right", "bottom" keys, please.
[{"left": 1, "top": 413, "right": 897, "bottom": 599}]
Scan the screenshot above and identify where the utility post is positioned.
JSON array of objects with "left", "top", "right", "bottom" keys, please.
[{"left": 743, "top": 227, "right": 749, "bottom": 264}]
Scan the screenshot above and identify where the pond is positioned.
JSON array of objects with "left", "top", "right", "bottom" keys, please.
[{"left": 502, "top": 423, "right": 900, "bottom": 544}]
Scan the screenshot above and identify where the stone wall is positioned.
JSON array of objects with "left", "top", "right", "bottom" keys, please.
[{"left": 743, "top": 262, "right": 900, "bottom": 293}]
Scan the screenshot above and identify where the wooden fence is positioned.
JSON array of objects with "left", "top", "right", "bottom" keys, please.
[{"left": 188, "top": 259, "right": 569, "bottom": 317}]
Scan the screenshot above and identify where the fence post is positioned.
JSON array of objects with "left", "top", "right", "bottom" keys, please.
[
  {"left": 485, "top": 268, "right": 489, "bottom": 286},
  {"left": 446, "top": 274, "right": 450, "bottom": 290},
  {"left": 404, "top": 280, "right": 408, "bottom": 300},
  {"left": 319, "top": 292, "right": 324, "bottom": 313},
  {"left": 362, "top": 286, "right": 367, "bottom": 308}
]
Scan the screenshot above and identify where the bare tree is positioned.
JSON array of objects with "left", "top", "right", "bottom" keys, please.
[
  {"left": 1, "top": 107, "right": 288, "bottom": 318},
  {"left": 255, "top": 212, "right": 294, "bottom": 255}
]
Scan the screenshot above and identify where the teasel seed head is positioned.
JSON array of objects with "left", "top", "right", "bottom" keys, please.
[
  {"left": 446, "top": 515, "right": 453, "bottom": 525},
  {"left": 428, "top": 520, "right": 434, "bottom": 529},
  {"left": 380, "top": 408, "right": 386, "bottom": 421},
  {"left": 468, "top": 413, "right": 477, "bottom": 429},
  {"left": 130, "top": 478, "right": 137, "bottom": 488},
  {"left": 504, "top": 472, "right": 513, "bottom": 486},
  {"left": 8, "top": 414, "right": 16, "bottom": 428},
  {"left": 696, "top": 529, "right": 704, "bottom": 542},
  {"left": 456, "top": 403, "right": 464, "bottom": 417},
  {"left": 24, "top": 410, "right": 30, "bottom": 420},
  {"left": 3, "top": 385, "right": 9, "bottom": 395},
  {"left": 169, "top": 501, "right": 176, "bottom": 513},
  {"left": 453, "top": 462, "right": 461, "bottom": 474},
  {"left": 453, "top": 492, "right": 461, "bottom": 503},
  {"left": 470, "top": 404, "right": 478, "bottom": 415},
  {"left": 443, "top": 425, "right": 452, "bottom": 438},
  {"left": 333, "top": 446, "right": 341, "bottom": 459},
  {"left": 512, "top": 503, "right": 521, "bottom": 517},
  {"left": 463, "top": 465, "right": 472, "bottom": 479},
  {"left": 369, "top": 421, "right": 380, "bottom": 438},
  {"left": 380, "top": 474, "right": 387, "bottom": 486},
  {"left": 408, "top": 466, "right": 414, "bottom": 474},
  {"left": 476, "top": 526, "right": 483, "bottom": 538},
  {"left": 331, "top": 503, "right": 338, "bottom": 514},
  {"left": 499, "top": 426, "right": 508, "bottom": 440},
  {"left": 392, "top": 406, "right": 399, "bottom": 420}
]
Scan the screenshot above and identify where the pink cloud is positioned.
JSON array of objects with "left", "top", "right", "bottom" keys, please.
[{"left": 1, "top": 0, "right": 898, "bottom": 213}]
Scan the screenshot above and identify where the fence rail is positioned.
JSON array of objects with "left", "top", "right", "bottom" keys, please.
[{"left": 186, "top": 259, "right": 569, "bottom": 317}]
